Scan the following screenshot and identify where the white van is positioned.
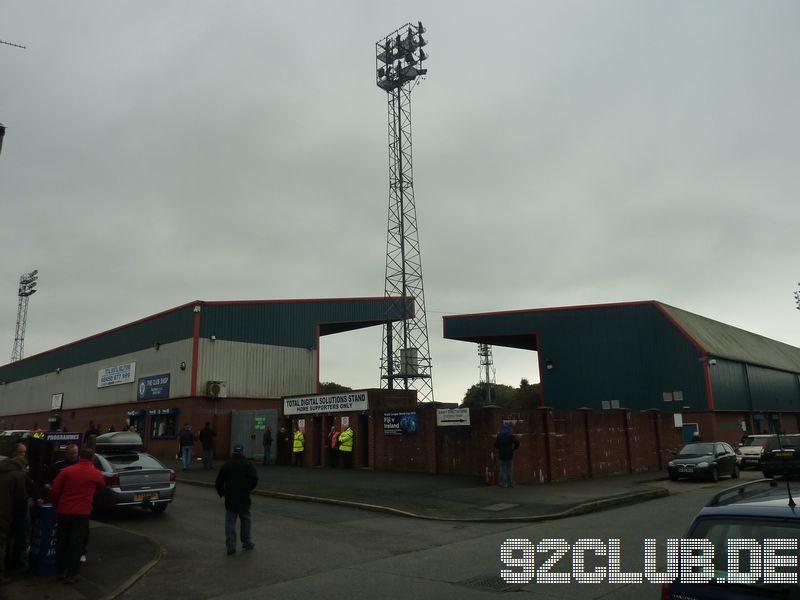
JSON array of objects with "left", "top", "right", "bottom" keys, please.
[{"left": 735, "top": 434, "right": 772, "bottom": 468}]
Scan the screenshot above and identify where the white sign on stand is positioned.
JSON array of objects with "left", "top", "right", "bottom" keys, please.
[
  {"left": 436, "top": 408, "right": 470, "bottom": 426},
  {"left": 673, "top": 413, "right": 683, "bottom": 428}
]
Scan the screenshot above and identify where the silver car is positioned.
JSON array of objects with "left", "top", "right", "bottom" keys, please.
[{"left": 94, "top": 432, "right": 176, "bottom": 513}]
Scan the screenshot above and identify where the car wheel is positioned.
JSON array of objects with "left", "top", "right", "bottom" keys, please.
[
  {"left": 151, "top": 503, "right": 168, "bottom": 514},
  {"left": 710, "top": 467, "right": 719, "bottom": 483},
  {"left": 732, "top": 465, "right": 740, "bottom": 479}
]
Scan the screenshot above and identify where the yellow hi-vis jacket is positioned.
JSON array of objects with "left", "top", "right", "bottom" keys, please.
[
  {"left": 338, "top": 427, "right": 354, "bottom": 452},
  {"left": 293, "top": 430, "right": 305, "bottom": 452}
]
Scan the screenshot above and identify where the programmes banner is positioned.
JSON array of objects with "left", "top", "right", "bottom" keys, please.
[
  {"left": 384, "top": 411, "right": 417, "bottom": 436},
  {"left": 284, "top": 391, "right": 369, "bottom": 416}
]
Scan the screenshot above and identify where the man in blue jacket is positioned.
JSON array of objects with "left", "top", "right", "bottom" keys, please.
[{"left": 494, "top": 424, "right": 520, "bottom": 488}]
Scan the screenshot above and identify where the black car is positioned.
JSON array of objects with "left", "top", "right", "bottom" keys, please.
[
  {"left": 667, "top": 441, "right": 739, "bottom": 482},
  {"left": 760, "top": 433, "right": 800, "bottom": 479}
]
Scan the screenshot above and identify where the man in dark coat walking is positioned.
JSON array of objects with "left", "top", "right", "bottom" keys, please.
[
  {"left": 494, "top": 424, "right": 520, "bottom": 488},
  {"left": 198, "top": 422, "right": 217, "bottom": 470},
  {"left": 215, "top": 444, "right": 258, "bottom": 555}
]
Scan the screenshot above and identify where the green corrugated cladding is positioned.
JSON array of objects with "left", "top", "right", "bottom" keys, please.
[
  {"left": 0, "top": 298, "right": 413, "bottom": 385},
  {"left": 444, "top": 303, "right": 708, "bottom": 410},
  {"left": 0, "top": 305, "right": 195, "bottom": 384},
  {"left": 712, "top": 360, "right": 800, "bottom": 411},
  {"left": 198, "top": 298, "right": 414, "bottom": 347}
]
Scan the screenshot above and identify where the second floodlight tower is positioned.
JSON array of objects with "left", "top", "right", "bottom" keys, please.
[{"left": 375, "top": 21, "right": 434, "bottom": 402}]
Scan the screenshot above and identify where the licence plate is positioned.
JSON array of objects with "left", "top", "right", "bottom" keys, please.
[
  {"left": 774, "top": 451, "right": 794, "bottom": 457},
  {"left": 134, "top": 492, "right": 159, "bottom": 502},
  {"left": 678, "top": 466, "right": 693, "bottom": 472}
]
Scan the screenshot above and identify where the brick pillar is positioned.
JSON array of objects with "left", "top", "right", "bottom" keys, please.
[
  {"left": 538, "top": 407, "right": 555, "bottom": 482},
  {"left": 579, "top": 408, "right": 593, "bottom": 478},
  {"left": 647, "top": 409, "right": 663, "bottom": 469},
  {"left": 620, "top": 409, "right": 634, "bottom": 474}
]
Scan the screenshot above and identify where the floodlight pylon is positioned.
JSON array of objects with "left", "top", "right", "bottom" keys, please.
[{"left": 375, "top": 22, "right": 433, "bottom": 401}]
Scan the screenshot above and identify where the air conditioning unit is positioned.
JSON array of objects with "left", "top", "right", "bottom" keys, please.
[{"left": 206, "top": 381, "right": 228, "bottom": 399}]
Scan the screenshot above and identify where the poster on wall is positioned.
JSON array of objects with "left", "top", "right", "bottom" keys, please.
[
  {"left": 298, "top": 419, "right": 305, "bottom": 433},
  {"left": 50, "top": 393, "right": 64, "bottom": 411},
  {"left": 137, "top": 373, "right": 171, "bottom": 400},
  {"left": 341, "top": 416, "right": 349, "bottom": 428},
  {"left": 98, "top": 362, "right": 136, "bottom": 388},
  {"left": 384, "top": 411, "right": 417, "bottom": 436}
]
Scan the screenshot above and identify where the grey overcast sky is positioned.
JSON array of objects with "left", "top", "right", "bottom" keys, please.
[{"left": 2, "top": 1, "right": 799, "bottom": 404}]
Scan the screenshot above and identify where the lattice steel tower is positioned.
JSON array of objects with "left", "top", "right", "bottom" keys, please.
[
  {"left": 375, "top": 21, "right": 434, "bottom": 401},
  {"left": 11, "top": 269, "right": 38, "bottom": 362},
  {"left": 478, "top": 343, "right": 496, "bottom": 405}
]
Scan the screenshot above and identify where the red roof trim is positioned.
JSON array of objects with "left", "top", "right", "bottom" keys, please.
[
  {"left": 1, "top": 297, "right": 411, "bottom": 368},
  {"left": 442, "top": 300, "right": 656, "bottom": 322},
  {"left": 1, "top": 300, "right": 200, "bottom": 367},
  {"left": 200, "top": 296, "right": 409, "bottom": 306}
]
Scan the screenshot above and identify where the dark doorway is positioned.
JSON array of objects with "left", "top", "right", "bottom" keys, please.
[
  {"left": 313, "top": 416, "right": 322, "bottom": 466},
  {"left": 359, "top": 413, "right": 369, "bottom": 468},
  {"left": 277, "top": 418, "right": 293, "bottom": 465}
]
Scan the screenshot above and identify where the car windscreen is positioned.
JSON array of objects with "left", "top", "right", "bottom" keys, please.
[
  {"left": 743, "top": 437, "right": 768, "bottom": 447},
  {"left": 690, "top": 517, "right": 800, "bottom": 584},
  {"left": 101, "top": 453, "right": 165, "bottom": 471},
  {"left": 678, "top": 443, "right": 714, "bottom": 456},
  {"left": 765, "top": 436, "right": 800, "bottom": 451}
]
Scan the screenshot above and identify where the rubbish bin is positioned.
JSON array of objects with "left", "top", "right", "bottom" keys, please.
[{"left": 28, "top": 503, "right": 59, "bottom": 576}]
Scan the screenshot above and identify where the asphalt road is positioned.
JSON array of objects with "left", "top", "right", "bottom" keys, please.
[{"left": 109, "top": 470, "right": 764, "bottom": 599}]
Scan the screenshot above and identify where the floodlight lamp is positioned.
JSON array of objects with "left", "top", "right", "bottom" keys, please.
[{"left": 417, "top": 21, "right": 426, "bottom": 34}]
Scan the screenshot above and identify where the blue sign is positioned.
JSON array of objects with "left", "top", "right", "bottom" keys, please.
[
  {"left": 137, "top": 373, "right": 171, "bottom": 401},
  {"left": 43, "top": 432, "right": 82, "bottom": 444},
  {"left": 383, "top": 411, "right": 417, "bottom": 436}
]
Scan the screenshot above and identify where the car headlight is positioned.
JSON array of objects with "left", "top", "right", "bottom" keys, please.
[
  {"left": 668, "top": 461, "right": 675, "bottom": 467},
  {"left": 697, "top": 461, "right": 709, "bottom": 468}
]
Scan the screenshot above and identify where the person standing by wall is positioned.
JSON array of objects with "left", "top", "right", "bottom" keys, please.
[
  {"left": 326, "top": 426, "right": 340, "bottom": 468},
  {"left": 0, "top": 455, "right": 28, "bottom": 586},
  {"left": 50, "top": 448, "right": 105, "bottom": 583},
  {"left": 215, "top": 444, "right": 258, "bottom": 555},
  {"left": 338, "top": 423, "right": 354, "bottom": 469},
  {"left": 494, "top": 424, "right": 520, "bottom": 488},
  {"left": 292, "top": 426, "right": 305, "bottom": 467},
  {"left": 178, "top": 424, "right": 197, "bottom": 471},
  {"left": 198, "top": 422, "right": 217, "bottom": 470},
  {"left": 262, "top": 426, "right": 272, "bottom": 466}
]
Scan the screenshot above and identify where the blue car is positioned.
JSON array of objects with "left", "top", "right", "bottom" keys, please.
[{"left": 663, "top": 479, "right": 800, "bottom": 599}]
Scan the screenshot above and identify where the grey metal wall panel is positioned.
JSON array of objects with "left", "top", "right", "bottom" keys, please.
[
  {"left": 196, "top": 339, "right": 316, "bottom": 398},
  {"left": 710, "top": 359, "right": 749, "bottom": 410},
  {"left": 746, "top": 364, "right": 800, "bottom": 412},
  {"left": 0, "top": 340, "right": 193, "bottom": 417}
]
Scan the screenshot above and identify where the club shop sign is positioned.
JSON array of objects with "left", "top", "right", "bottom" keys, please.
[
  {"left": 284, "top": 391, "right": 369, "bottom": 416},
  {"left": 97, "top": 362, "right": 136, "bottom": 388}
]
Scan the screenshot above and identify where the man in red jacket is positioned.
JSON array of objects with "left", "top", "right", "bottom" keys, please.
[{"left": 50, "top": 447, "right": 105, "bottom": 583}]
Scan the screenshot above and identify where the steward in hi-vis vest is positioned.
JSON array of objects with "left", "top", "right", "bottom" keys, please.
[
  {"left": 292, "top": 427, "right": 305, "bottom": 467},
  {"left": 338, "top": 426, "right": 354, "bottom": 469}
]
